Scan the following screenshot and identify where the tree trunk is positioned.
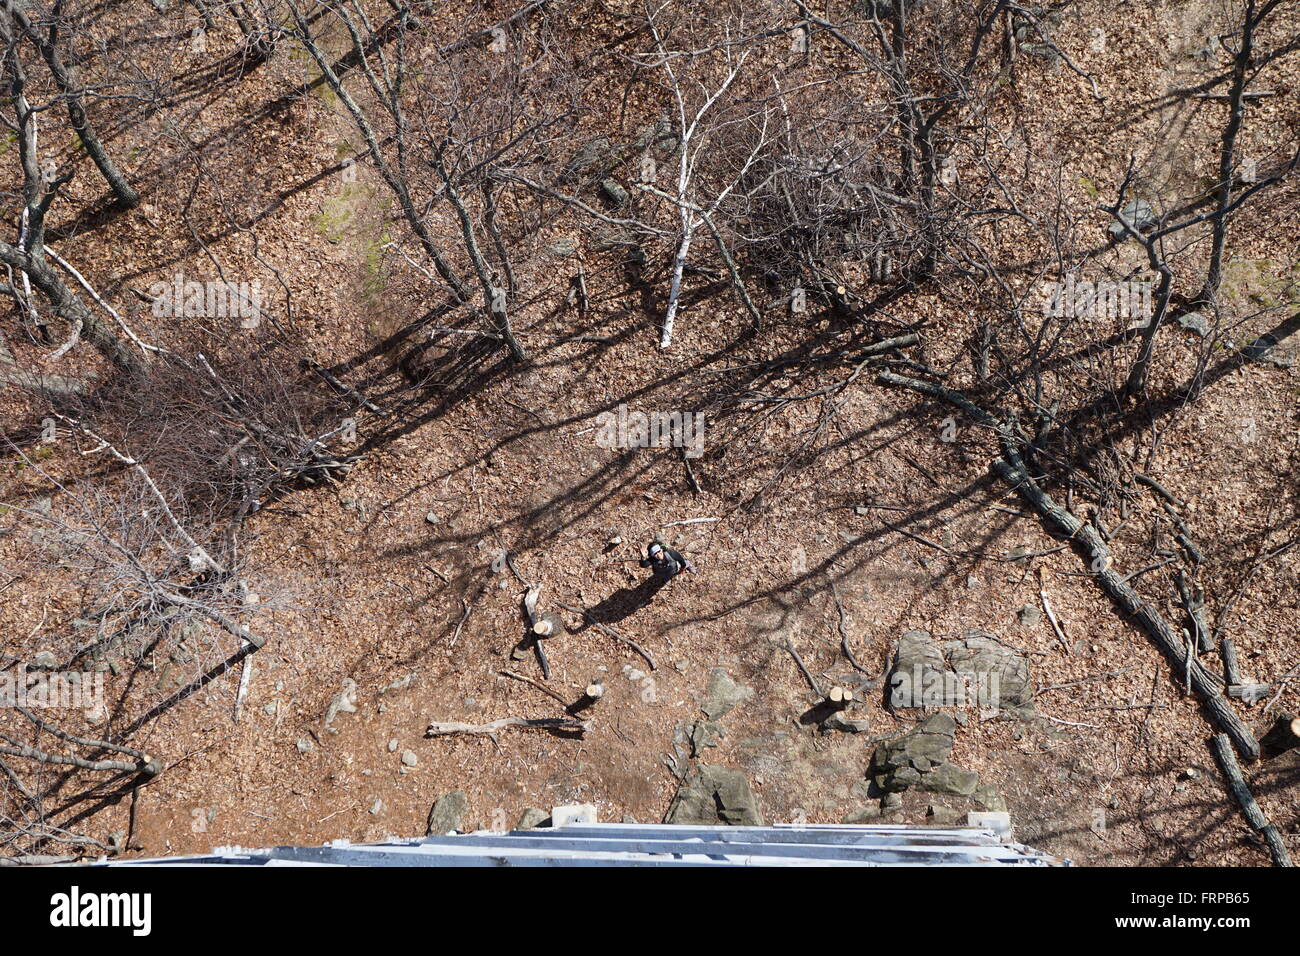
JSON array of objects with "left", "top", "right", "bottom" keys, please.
[
  {"left": 0, "top": 242, "right": 142, "bottom": 372},
  {"left": 1123, "top": 253, "right": 1174, "bottom": 397},
  {"left": 661, "top": 222, "right": 695, "bottom": 349},
  {"left": 7, "top": 2, "right": 140, "bottom": 207},
  {"left": 1197, "top": 0, "right": 1279, "bottom": 303}
]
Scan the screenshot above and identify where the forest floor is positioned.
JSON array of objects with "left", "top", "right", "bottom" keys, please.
[{"left": 1, "top": 1, "right": 1297, "bottom": 865}]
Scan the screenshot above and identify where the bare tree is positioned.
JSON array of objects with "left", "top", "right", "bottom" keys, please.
[
  {"left": 287, "top": 0, "right": 571, "bottom": 362},
  {"left": 632, "top": 3, "right": 774, "bottom": 348},
  {"left": 0, "top": 16, "right": 145, "bottom": 379},
  {"left": 1, "top": 1, "right": 140, "bottom": 208},
  {"left": 0, "top": 340, "right": 363, "bottom": 858},
  {"left": 1105, "top": 144, "right": 1297, "bottom": 397},
  {"left": 1197, "top": 0, "right": 1292, "bottom": 304}
]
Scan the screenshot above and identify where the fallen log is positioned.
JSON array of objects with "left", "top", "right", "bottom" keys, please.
[
  {"left": 991, "top": 445, "right": 1259, "bottom": 760},
  {"left": 1210, "top": 733, "right": 1292, "bottom": 867},
  {"left": 1227, "top": 682, "right": 1271, "bottom": 704},
  {"left": 877, "top": 371, "right": 1261, "bottom": 760},
  {"left": 1221, "top": 637, "right": 1242, "bottom": 685}
]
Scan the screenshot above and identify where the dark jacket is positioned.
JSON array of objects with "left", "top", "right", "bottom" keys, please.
[{"left": 640, "top": 546, "right": 693, "bottom": 579}]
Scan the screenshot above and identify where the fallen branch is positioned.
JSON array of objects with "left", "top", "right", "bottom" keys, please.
[
  {"left": 426, "top": 717, "right": 589, "bottom": 739},
  {"left": 1175, "top": 570, "right": 1211, "bottom": 653},
  {"left": 1263, "top": 662, "right": 1300, "bottom": 714},
  {"left": 1135, "top": 473, "right": 1186, "bottom": 510},
  {"left": 302, "top": 358, "right": 383, "bottom": 415},
  {"left": 1163, "top": 503, "right": 1204, "bottom": 566},
  {"left": 828, "top": 576, "right": 867, "bottom": 673},
  {"left": 1037, "top": 568, "right": 1071, "bottom": 655},
  {"left": 1210, "top": 733, "right": 1292, "bottom": 867},
  {"left": 449, "top": 598, "right": 472, "bottom": 647},
  {"left": 1192, "top": 90, "right": 1276, "bottom": 99},
  {"left": 556, "top": 601, "right": 656, "bottom": 670},
  {"left": 498, "top": 669, "right": 569, "bottom": 707},
  {"left": 661, "top": 517, "right": 718, "bottom": 528},
  {"left": 877, "top": 371, "right": 1261, "bottom": 760},
  {"left": 1033, "top": 667, "right": 1137, "bottom": 699},
  {"left": 854, "top": 332, "right": 921, "bottom": 358},
  {"left": 0, "top": 738, "right": 154, "bottom": 775},
  {"left": 44, "top": 248, "right": 166, "bottom": 357},
  {"left": 233, "top": 654, "right": 254, "bottom": 724},
  {"left": 881, "top": 520, "right": 953, "bottom": 556},
  {"left": 1042, "top": 714, "right": 1101, "bottom": 729},
  {"left": 57, "top": 415, "right": 224, "bottom": 575},
  {"left": 785, "top": 640, "right": 823, "bottom": 696}
]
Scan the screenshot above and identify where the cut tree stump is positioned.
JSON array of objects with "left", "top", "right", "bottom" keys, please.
[
  {"left": 532, "top": 611, "right": 564, "bottom": 638},
  {"left": 826, "top": 686, "right": 852, "bottom": 709},
  {"left": 566, "top": 681, "right": 605, "bottom": 717}
]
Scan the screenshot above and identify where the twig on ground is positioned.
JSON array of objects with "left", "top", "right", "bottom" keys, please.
[
  {"left": 1037, "top": 569, "right": 1071, "bottom": 655},
  {"left": 556, "top": 601, "right": 656, "bottom": 670},
  {"left": 498, "top": 669, "right": 570, "bottom": 706},
  {"left": 785, "top": 639, "right": 823, "bottom": 696},
  {"left": 426, "top": 716, "right": 590, "bottom": 739}
]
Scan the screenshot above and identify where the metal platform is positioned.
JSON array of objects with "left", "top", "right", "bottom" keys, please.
[{"left": 94, "top": 821, "right": 1070, "bottom": 867}]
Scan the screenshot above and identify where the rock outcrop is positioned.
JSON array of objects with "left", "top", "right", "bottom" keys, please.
[
  {"left": 870, "top": 713, "right": 982, "bottom": 798},
  {"left": 888, "top": 628, "right": 1032, "bottom": 717},
  {"left": 665, "top": 764, "right": 763, "bottom": 826}
]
